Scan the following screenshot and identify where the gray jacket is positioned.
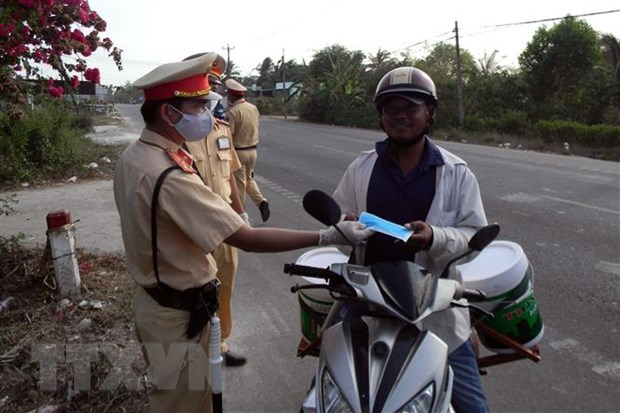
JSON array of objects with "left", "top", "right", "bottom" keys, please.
[{"left": 332, "top": 142, "right": 488, "bottom": 352}]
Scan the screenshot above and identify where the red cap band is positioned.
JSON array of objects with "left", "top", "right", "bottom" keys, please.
[{"left": 143, "top": 74, "right": 210, "bottom": 101}]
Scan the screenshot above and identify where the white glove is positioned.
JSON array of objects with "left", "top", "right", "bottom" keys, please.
[
  {"left": 318, "top": 221, "right": 374, "bottom": 246},
  {"left": 239, "top": 212, "right": 250, "bottom": 225}
]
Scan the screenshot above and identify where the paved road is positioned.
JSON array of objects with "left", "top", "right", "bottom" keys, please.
[{"left": 2, "top": 104, "right": 619, "bottom": 412}]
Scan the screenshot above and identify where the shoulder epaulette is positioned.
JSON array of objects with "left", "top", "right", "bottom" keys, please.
[
  {"left": 215, "top": 118, "right": 230, "bottom": 127},
  {"left": 166, "top": 148, "right": 195, "bottom": 174}
]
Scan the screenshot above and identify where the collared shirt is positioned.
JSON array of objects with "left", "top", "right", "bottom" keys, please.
[
  {"left": 365, "top": 137, "right": 444, "bottom": 264},
  {"left": 226, "top": 99, "right": 260, "bottom": 148},
  {"left": 332, "top": 138, "right": 488, "bottom": 352},
  {"left": 185, "top": 119, "right": 241, "bottom": 203},
  {"left": 113, "top": 128, "right": 244, "bottom": 290}
]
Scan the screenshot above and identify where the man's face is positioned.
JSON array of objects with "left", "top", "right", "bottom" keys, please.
[
  {"left": 380, "top": 96, "right": 431, "bottom": 145},
  {"left": 163, "top": 98, "right": 209, "bottom": 126},
  {"left": 179, "top": 99, "right": 210, "bottom": 115}
]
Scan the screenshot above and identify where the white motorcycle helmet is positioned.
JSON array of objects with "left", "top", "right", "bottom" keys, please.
[{"left": 374, "top": 67, "right": 438, "bottom": 126}]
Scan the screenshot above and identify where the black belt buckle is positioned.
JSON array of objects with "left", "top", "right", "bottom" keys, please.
[{"left": 203, "top": 278, "right": 221, "bottom": 293}]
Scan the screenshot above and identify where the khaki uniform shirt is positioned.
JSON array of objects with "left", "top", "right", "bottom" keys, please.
[
  {"left": 186, "top": 119, "right": 240, "bottom": 203},
  {"left": 113, "top": 128, "right": 244, "bottom": 291},
  {"left": 226, "top": 99, "right": 260, "bottom": 148}
]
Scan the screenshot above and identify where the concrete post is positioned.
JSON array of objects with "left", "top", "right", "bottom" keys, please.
[{"left": 46, "top": 210, "right": 81, "bottom": 297}]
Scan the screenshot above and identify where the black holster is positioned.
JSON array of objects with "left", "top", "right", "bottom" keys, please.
[{"left": 144, "top": 279, "right": 220, "bottom": 339}]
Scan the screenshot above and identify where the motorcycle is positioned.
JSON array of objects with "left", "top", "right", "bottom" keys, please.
[{"left": 283, "top": 190, "right": 501, "bottom": 413}]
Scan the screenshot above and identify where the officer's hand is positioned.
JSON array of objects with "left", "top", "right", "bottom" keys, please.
[
  {"left": 239, "top": 212, "right": 250, "bottom": 225},
  {"left": 318, "top": 221, "right": 374, "bottom": 246},
  {"left": 405, "top": 221, "right": 433, "bottom": 251}
]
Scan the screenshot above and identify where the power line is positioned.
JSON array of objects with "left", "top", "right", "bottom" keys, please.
[
  {"left": 481, "top": 9, "right": 620, "bottom": 29},
  {"left": 387, "top": 8, "right": 619, "bottom": 59}
]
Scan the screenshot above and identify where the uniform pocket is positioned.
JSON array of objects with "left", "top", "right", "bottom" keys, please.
[{"left": 216, "top": 151, "right": 232, "bottom": 178}]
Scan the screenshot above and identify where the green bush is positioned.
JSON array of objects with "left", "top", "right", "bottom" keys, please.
[
  {"left": 255, "top": 96, "right": 300, "bottom": 117},
  {"left": 463, "top": 116, "right": 487, "bottom": 132},
  {"left": 535, "top": 120, "right": 620, "bottom": 148},
  {"left": 495, "top": 111, "right": 530, "bottom": 135},
  {"left": 0, "top": 99, "right": 97, "bottom": 184}
]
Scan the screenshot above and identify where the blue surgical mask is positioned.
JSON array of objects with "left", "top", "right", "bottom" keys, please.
[
  {"left": 359, "top": 212, "right": 414, "bottom": 242},
  {"left": 169, "top": 105, "right": 214, "bottom": 142}
]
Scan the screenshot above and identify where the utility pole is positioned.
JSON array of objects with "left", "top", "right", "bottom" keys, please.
[
  {"left": 454, "top": 21, "right": 464, "bottom": 128},
  {"left": 222, "top": 44, "right": 235, "bottom": 78},
  {"left": 282, "top": 48, "right": 287, "bottom": 119}
]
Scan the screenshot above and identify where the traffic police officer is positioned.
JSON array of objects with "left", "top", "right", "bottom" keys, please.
[
  {"left": 183, "top": 53, "right": 248, "bottom": 366},
  {"left": 113, "top": 52, "right": 373, "bottom": 413},
  {"left": 224, "top": 78, "right": 271, "bottom": 222}
]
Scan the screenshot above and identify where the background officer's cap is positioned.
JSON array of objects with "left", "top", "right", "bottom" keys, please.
[
  {"left": 133, "top": 52, "right": 219, "bottom": 101},
  {"left": 182, "top": 52, "right": 227, "bottom": 85},
  {"left": 206, "top": 91, "right": 223, "bottom": 101},
  {"left": 225, "top": 78, "right": 247, "bottom": 96}
]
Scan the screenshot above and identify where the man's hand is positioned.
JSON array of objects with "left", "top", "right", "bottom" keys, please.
[
  {"left": 405, "top": 221, "right": 434, "bottom": 250},
  {"left": 319, "top": 221, "right": 374, "bottom": 246}
]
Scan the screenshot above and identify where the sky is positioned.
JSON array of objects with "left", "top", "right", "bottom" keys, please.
[{"left": 79, "top": 0, "right": 620, "bottom": 87}]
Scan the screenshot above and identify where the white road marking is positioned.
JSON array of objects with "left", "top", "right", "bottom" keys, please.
[
  {"left": 312, "top": 144, "right": 360, "bottom": 157},
  {"left": 500, "top": 192, "right": 619, "bottom": 215},
  {"left": 595, "top": 261, "right": 620, "bottom": 276},
  {"left": 541, "top": 195, "right": 619, "bottom": 215},
  {"left": 547, "top": 329, "right": 620, "bottom": 380},
  {"left": 256, "top": 176, "right": 302, "bottom": 205}
]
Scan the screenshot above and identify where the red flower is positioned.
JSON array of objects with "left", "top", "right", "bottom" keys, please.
[
  {"left": 48, "top": 84, "right": 64, "bottom": 98},
  {"left": 71, "top": 75, "right": 80, "bottom": 89},
  {"left": 18, "top": 0, "right": 36, "bottom": 7},
  {"left": 84, "top": 67, "right": 100, "bottom": 84},
  {"left": 79, "top": 8, "right": 89, "bottom": 24},
  {"left": 70, "top": 29, "right": 86, "bottom": 43}
]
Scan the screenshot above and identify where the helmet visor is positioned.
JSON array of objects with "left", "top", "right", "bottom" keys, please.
[{"left": 376, "top": 93, "right": 426, "bottom": 109}]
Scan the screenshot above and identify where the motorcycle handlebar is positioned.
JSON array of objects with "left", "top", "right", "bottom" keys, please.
[
  {"left": 283, "top": 263, "right": 334, "bottom": 281},
  {"left": 460, "top": 288, "right": 487, "bottom": 302}
]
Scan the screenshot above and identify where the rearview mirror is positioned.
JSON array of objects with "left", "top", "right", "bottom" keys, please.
[
  {"left": 468, "top": 224, "right": 500, "bottom": 251},
  {"left": 302, "top": 190, "right": 342, "bottom": 226}
]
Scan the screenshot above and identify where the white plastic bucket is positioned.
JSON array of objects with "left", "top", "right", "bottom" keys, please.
[
  {"left": 295, "top": 247, "right": 348, "bottom": 342},
  {"left": 457, "top": 241, "right": 544, "bottom": 353}
]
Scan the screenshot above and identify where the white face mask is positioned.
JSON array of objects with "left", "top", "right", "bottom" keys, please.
[{"left": 168, "top": 105, "right": 214, "bottom": 142}]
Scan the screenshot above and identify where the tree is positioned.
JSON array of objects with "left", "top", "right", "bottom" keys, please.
[
  {"left": 366, "top": 48, "right": 395, "bottom": 72},
  {"left": 414, "top": 42, "right": 477, "bottom": 128},
  {"left": 300, "top": 45, "right": 369, "bottom": 125},
  {"left": 224, "top": 60, "right": 241, "bottom": 79},
  {"left": 0, "top": 0, "right": 122, "bottom": 117},
  {"left": 255, "top": 57, "right": 275, "bottom": 90},
  {"left": 477, "top": 50, "right": 504, "bottom": 77},
  {"left": 112, "top": 81, "right": 139, "bottom": 103},
  {"left": 599, "top": 34, "right": 620, "bottom": 123},
  {"left": 519, "top": 16, "right": 602, "bottom": 122},
  {"left": 600, "top": 34, "right": 620, "bottom": 82}
]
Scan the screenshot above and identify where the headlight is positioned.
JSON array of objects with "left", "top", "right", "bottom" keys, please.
[
  {"left": 321, "top": 369, "right": 354, "bottom": 413},
  {"left": 397, "top": 383, "right": 435, "bottom": 413}
]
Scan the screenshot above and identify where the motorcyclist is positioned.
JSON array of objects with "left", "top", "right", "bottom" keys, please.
[{"left": 333, "top": 66, "right": 489, "bottom": 413}]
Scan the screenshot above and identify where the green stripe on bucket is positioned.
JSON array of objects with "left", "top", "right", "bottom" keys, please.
[{"left": 298, "top": 294, "right": 333, "bottom": 342}]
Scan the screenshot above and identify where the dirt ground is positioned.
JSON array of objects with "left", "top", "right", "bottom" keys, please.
[
  {"left": 0, "top": 128, "right": 147, "bottom": 411},
  {"left": 0, "top": 245, "right": 148, "bottom": 413}
]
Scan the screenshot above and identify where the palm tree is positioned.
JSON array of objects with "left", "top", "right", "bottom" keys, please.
[
  {"left": 366, "top": 48, "right": 395, "bottom": 72},
  {"left": 477, "top": 50, "right": 503, "bottom": 77},
  {"left": 600, "top": 34, "right": 620, "bottom": 81}
]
